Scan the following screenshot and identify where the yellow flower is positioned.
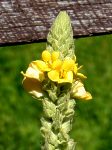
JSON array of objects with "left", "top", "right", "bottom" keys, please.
[
  {"left": 33, "top": 50, "right": 74, "bottom": 83},
  {"left": 21, "top": 50, "right": 87, "bottom": 95},
  {"left": 21, "top": 61, "right": 45, "bottom": 98},
  {"left": 71, "top": 81, "right": 92, "bottom": 100},
  {"left": 34, "top": 50, "right": 86, "bottom": 84}
]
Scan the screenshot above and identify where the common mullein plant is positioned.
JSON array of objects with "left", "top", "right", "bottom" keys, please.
[{"left": 21, "top": 11, "right": 92, "bottom": 150}]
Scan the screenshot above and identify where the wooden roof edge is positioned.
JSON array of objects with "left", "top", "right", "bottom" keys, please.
[{"left": 0, "top": 31, "right": 112, "bottom": 47}]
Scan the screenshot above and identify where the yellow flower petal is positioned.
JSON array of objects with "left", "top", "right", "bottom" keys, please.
[
  {"left": 62, "top": 59, "right": 74, "bottom": 71},
  {"left": 48, "top": 70, "right": 59, "bottom": 82},
  {"left": 35, "top": 60, "right": 50, "bottom": 72},
  {"left": 51, "top": 51, "right": 60, "bottom": 61},
  {"left": 58, "top": 79, "right": 68, "bottom": 83},
  {"left": 58, "top": 71, "right": 73, "bottom": 83},
  {"left": 22, "top": 77, "right": 43, "bottom": 98},
  {"left": 52, "top": 59, "right": 62, "bottom": 70},
  {"left": 65, "top": 71, "right": 73, "bottom": 83},
  {"left": 42, "top": 50, "right": 51, "bottom": 62}
]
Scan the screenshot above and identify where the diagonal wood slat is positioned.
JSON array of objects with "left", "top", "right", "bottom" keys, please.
[{"left": 0, "top": 0, "right": 112, "bottom": 46}]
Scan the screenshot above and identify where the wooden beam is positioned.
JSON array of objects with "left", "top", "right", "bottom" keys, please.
[{"left": 0, "top": 0, "right": 112, "bottom": 46}]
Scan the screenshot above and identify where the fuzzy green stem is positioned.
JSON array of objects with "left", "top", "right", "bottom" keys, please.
[{"left": 41, "top": 81, "right": 76, "bottom": 150}]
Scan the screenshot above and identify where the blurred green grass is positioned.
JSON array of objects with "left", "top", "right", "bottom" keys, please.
[{"left": 0, "top": 35, "right": 112, "bottom": 150}]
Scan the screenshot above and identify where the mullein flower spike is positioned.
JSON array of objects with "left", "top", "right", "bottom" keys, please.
[{"left": 21, "top": 11, "right": 92, "bottom": 150}]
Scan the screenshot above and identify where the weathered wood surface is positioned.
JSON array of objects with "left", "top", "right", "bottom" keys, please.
[{"left": 0, "top": 0, "right": 112, "bottom": 46}]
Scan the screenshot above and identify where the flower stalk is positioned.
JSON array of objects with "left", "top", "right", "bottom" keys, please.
[
  {"left": 21, "top": 11, "right": 92, "bottom": 150},
  {"left": 41, "top": 80, "right": 76, "bottom": 149}
]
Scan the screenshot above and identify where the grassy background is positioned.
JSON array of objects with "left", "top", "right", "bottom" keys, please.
[{"left": 0, "top": 34, "right": 112, "bottom": 150}]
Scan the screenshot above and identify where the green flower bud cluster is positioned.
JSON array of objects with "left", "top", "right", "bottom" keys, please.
[{"left": 47, "top": 11, "right": 75, "bottom": 59}]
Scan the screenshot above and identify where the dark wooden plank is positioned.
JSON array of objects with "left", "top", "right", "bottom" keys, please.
[{"left": 0, "top": 0, "right": 112, "bottom": 46}]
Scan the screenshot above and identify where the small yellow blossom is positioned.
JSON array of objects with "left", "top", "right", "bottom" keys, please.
[
  {"left": 71, "top": 81, "right": 92, "bottom": 100},
  {"left": 22, "top": 50, "right": 86, "bottom": 84},
  {"left": 33, "top": 50, "right": 78, "bottom": 83}
]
